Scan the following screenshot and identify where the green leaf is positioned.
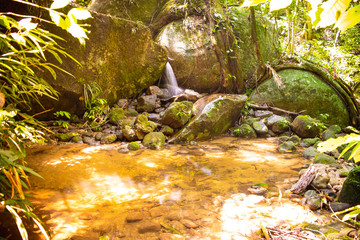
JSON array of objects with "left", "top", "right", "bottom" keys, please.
[
  {"left": 316, "top": 0, "right": 351, "bottom": 28},
  {"left": 6, "top": 205, "right": 28, "bottom": 240},
  {"left": 334, "top": 4, "right": 360, "bottom": 32},
  {"left": 269, "top": 0, "right": 293, "bottom": 12},
  {"left": 50, "top": 0, "right": 71, "bottom": 9},
  {"left": 241, "top": 0, "right": 268, "bottom": 8},
  {"left": 68, "top": 8, "right": 92, "bottom": 20}
]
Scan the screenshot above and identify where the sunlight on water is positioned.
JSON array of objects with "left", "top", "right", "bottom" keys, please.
[{"left": 24, "top": 137, "right": 317, "bottom": 239}]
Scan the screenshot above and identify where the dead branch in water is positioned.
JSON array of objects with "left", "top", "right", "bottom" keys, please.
[
  {"left": 247, "top": 103, "right": 306, "bottom": 116},
  {"left": 289, "top": 164, "right": 318, "bottom": 194}
]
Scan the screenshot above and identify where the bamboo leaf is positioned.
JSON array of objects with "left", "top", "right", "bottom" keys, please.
[
  {"left": 50, "top": 0, "right": 71, "bottom": 9},
  {"left": 241, "top": 0, "right": 268, "bottom": 8},
  {"left": 68, "top": 8, "right": 92, "bottom": 20},
  {"left": 6, "top": 205, "right": 28, "bottom": 240}
]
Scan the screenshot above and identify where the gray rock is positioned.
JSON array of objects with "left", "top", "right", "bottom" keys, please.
[
  {"left": 254, "top": 110, "right": 273, "bottom": 118},
  {"left": 147, "top": 86, "right": 164, "bottom": 98},
  {"left": 266, "top": 114, "right": 285, "bottom": 126},
  {"left": 338, "top": 167, "right": 360, "bottom": 204},
  {"left": 235, "top": 124, "right": 257, "bottom": 139},
  {"left": 302, "top": 147, "right": 318, "bottom": 160},
  {"left": 321, "top": 125, "right": 342, "bottom": 141},
  {"left": 329, "top": 202, "right": 352, "bottom": 212},
  {"left": 252, "top": 121, "right": 268, "bottom": 135},
  {"left": 161, "top": 101, "right": 193, "bottom": 129},
  {"left": 137, "top": 95, "right": 157, "bottom": 113},
  {"left": 147, "top": 113, "right": 161, "bottom": 122},
  {"left": 117, "top": 99, "right": 129, "bottom": 108},
  {"left": 95, "top": 132, "right": 103, "bottom": 141},
  {"left": 312, "top": 171, "right": 330, "bottom": 189},
  {"left": 278, "top": 141, "right": 297, "bottom": 153},
  {"left": 102, "top": 134, "right": 117, "bottom": 144},
  {"left": 82, "top": 136, "right": 98, "bottom": 145},
  {"left": 243, "top": 117, "right": 260, "bottom": 125},
  {"left": 304, "top": 190, "right": 321, "bottom": 210}
]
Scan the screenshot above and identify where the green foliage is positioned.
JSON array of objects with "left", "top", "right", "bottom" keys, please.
[
  {"left": 53, "top": 111, "right": 71, "bottom": 129},
  {"left": 318, "top": 133, "right": 360, "bottom": 163},
  {"left": 83, "top": 84, "right": 109, "bottom": 123},
  {"left": 76, "top": 0, "right": 92, "bottom": 7},
  {"left": 332, "top": 203, "right": 360, "bottom": 226}
]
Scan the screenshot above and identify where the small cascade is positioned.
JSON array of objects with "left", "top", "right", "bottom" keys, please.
[{"left": 162, "top": 62, "right": 183, "bottom": 96}]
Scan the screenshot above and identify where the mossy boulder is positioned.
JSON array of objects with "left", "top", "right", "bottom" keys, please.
[
  {"left": 321, "top": 125, "right": 342, "bottom": 141},
  {"left": 121, "top": 119, "right": 137, "bottom": 141},
  {"left": 235, "top": 124, "right": 257, "bottom": 138},
  {"left": 39, "top": 12, "right": 167, "bottom": 118},
  {"left": 109, "top": 108, "right": 125, "bottom": 125},
  {"left": 278, "top": 141, "right": 297, "bottom": 153},
  {"left": 55, "top": 132, "right": 76, "bottom": 142},
  {"left": 128, "top": 142, "right": 141, "bottom": 150},
  {"left": 157, "top": 10, "right": 279, "bottom": 93},
  {"left": 161, "top": 101, "right": 193, "bottom": 129},
  {"left": 169, "top": 94, "right": 247, "bottom": 142},
  {"left": 272, "top": 118, "right": 290, "bottom": 134},
  {"left": 291, "top": 115, "right": 325, "bottom": 138},
  {"left": 143, "top": 132, "right": 166, "bottom": 149},
  {"left": 338, "top": 167, "right": 360, "bottom": 204},
  {"left": 102, "top": 134, "right": 118, "bottom": 144},
  {"left": 135, "top": 114, "right": 156, "bottom": 139},
  {"left": 250, "top": 69, "right": 350, "bottom": 126},
  {"left": 161, "top": 125, "right": 174, "bottom": 136},
  {"left": 252, "top": 121, "right": 268, "bottom": 135},
  {"left": 313, "top": 153, "right": 337, "bottom": 165}
]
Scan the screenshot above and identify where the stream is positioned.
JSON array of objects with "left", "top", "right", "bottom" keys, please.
[{"left": 22, "top": 137, "right": 323, "bottom": 239}]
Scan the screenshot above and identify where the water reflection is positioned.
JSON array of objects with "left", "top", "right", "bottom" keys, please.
[{"left": 24, "top": 137, "right": 318, "bottom": 239}]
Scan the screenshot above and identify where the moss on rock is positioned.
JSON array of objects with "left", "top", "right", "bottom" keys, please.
[
  {"left": 109, "top": 108, "right": 125, "bottom": 125},
  {"left": 161, "top": 101, "right": 193, "bottom": 129},
  {"left": 143, "top": 132, "right": 166, "bottom": 149}
]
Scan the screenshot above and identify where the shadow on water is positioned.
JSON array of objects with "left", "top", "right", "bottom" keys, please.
[{"left": 16, "top": 137, "right": 321, "bottom": 239}]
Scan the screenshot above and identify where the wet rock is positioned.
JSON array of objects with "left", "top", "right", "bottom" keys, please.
[
  {"left": 135, "top": 114, "right": 156, "bottom": 140},
  {"left": 243, "top": 117, "right": 260, "bottom": 125},
  {"left": 339, "top": 167, "right": 360, "bottom": 204},
  {"left": 138, "top": 221, "right": 161, "bottom": 233},
  {"left": 291, "top": 115, "right": 325, "bottom": 138},
  {"left": 128, "top": 142, "right": 140, "bottom": 150},
  {"left": 183, "top": 89, "right": 203, "bottom": 102},
  {"left": 147, "top": 86, "right": 164, "bottom": 98},
  {"left": 312, "top": 171, "right": 330, "bottom": 189},
  {"left": 161, "top": 125, "right": 174, "bottom": 136},
  {"left": 321, "top": 125, "right": 342, "bottom": 141},
  {"left": 149, "top": 206, "right": 168, "bottom": 218},
  {"left": 321, "top": 189, "right": 336, "bottom": 201},
  {"left": 254, "top": 110, "right": 273, "bottom": 118},
  {"left": 95, "top": 132, "right": 103, "bottom": 141},
  {"left": 302, "top": 147, "right": 318, "bottom": 160},
  {"left": 247, "top": 185, "right": 267, "bottom": 195},
  {"left": 266, "top": 115, "right": 284, "bottom": 126},
  {"left": 169, "top": 94, "right": 247, "bottom": 142},
  {"left": 125, "top": 109, "right": 139, "bottom": 117},
  {"left": 304, "top": 190, "right": 321, "bottom": 210},
  {"left": 252, "top": 121, "right": 268, "bottom": 135},
  {"left": 72, "top": 135, "right": 83, "bottom": 143},
  {"left": 55, "top": 132, "right": 74, "bottom": 142},
  {"left": 289, "top": 135, "right": 301, "bottom": 145},
  {"left": 118, "top": 145, "right": 130, "bottom": 153},
  {"left": 147, "top": 113, "right": 161, "bottom": 122},
  {"left": 126, "top": 212, "right": 148, "bottom": 222},
  {"left": 143, "top": 132, "right": 165, "bottom": 149},
  {"left": 276, "top": 136, "right": 290, "bottom": 144},
  {"left": 329, "top": 202, "right": 353, "bottom": 212},
  {"left": 109, "top": 108, "right": 125, "bottom": 125},
  {"left": 180, "top": 219, "right": 198, "bottom": 228},
  {"left": 117, "top": 99, "right": 129, "bottom": 108},
  {"left": 102, "top": 134, "right": 117, "bottom": 144},
  {"left": 278, "top": 141, "right": 297, "bottom": 153},
  {"left": 161, "top": 101, "right": 193, "bottom": 129},
  {"left": 302, "top": 138, "right": 320, "bottom": 147},
  {"left": 235, "top": 124, "right": 257, "bottom": 138},
  {"left": 137, "top": 95, "right": 157, "bottom": 113},
  {"left": 313, "top": 153, "right": 337, "bottom": 165},
  {"left": 121, "top": 119, "right": 137, "bottom": 141},
  {"left": 83, "top": 136, "right": 98, "bottom": 145},
  {"left": 272, "top": 118, "right": 291, "bottom": 134}
]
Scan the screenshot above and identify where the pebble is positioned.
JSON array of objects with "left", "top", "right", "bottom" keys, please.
[{"left": 126, "top": 211, "right": 148, "bottom": 222}]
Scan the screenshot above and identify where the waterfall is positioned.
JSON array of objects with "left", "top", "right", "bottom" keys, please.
[{"left": 162, "top": 62, "right": 183, "bottom": 96}]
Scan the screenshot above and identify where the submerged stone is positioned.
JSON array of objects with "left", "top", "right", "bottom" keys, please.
[
  {"left": 169, "top": 94, "right": 247, "bottom": 143},
  {"left": 128, "top": 142, "right": 140, "bottom": 150},
  {"left": 143, "top": 132, "right": 166, "bottom": 149}
]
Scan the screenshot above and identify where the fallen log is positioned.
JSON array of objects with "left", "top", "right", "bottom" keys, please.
[
  {"left": 289, "top": 164, "right": 318, "bottom": 194},
  {"left": 247, "top": 103, "right": 306, "bottom": 116}
]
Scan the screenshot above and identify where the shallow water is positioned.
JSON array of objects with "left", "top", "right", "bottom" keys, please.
[{"left": 21, "top": 137, "right": 320, "bottom": 239}]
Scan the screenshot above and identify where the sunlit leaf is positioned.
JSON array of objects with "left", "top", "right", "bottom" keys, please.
[
  {"left": 241, "top": 0, "right": 268, "bottom": 8},
  {"left": 50, "top": 0, "right": 71, "bottom": 9},
  {"left": 10, "top": 33, "right": 26, "bottom": 46},
  {"left": 67, "top": 22, "right": 88, "bottom": 44},
  {"left": 269, "top": 0, "right": 293, "bottom": 12},
  {"left": 306, "top": 0, "right": 323, "bottom": 25},
  {"left": 68, "top": 8, "right": 92, "bottom": 20},
  {"left": 0, "top": 16, "right": 11, "bottom": 29},
  {"left": 19, "top": 18, "right": 37, "bottom": 31},
  {"left": 6, "top": 205, "right": 28, "bottom": 240},
  {"left": 316, "top": 0, "right": 351, "bottom": 28},
  {"left": 334, "top": 5, "right": 360, "bottom": 32}
]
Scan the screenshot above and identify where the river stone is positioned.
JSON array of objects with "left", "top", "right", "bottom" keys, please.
[
  {"left": 135, "top": 114, "right": 156, "bottom": 140},
  {"left": 122, "top": 119, "right": 137, "bottom": 141},
  {"left": 137, "top": 95, "right": 157, "bottom": 113},
  {"left": 304, "top": 190, "right": 321, "bottom": 210},
  {"left": 82, "top": 136, "right": 98, "bottom": 145},
  {"left": 126, "top": 211, "right": 147, "bottom": 222},
  {"left": 161, "top": 125, "right": 174, "bottom": 136},
  {"left": 128, "top": 142, "right": 140, "bottom": 150},
  {"left": 302, "top": 147, "right": 318, "bottom": 160},
  {"left": 55, "top": 132, "right": 74, "bottom": 142},
  {"left": 243, "top": 117, "right": 260, "bottom": 126},
  {"left": 321, "top": 125, "right": 342, "bottom": 141},
  {"left": 338, "top": 167, "right": 360, "bottom": 204},
  {"left": 143, "top": 132, "right": 166, "bottom": 149},
  {"left": 312, "top": 171, "right": 330, "bottom": 189},
  {"left": 125, "top": 109, "right": 139, "bottom": 117},
  {"left": 278, "top": 141, "right": 297, "bottom": 153},
  {"left": 266, "top": 115, "right": 284, "bottom": 126},
  {"left": 313, "top": 153, "right": 337, "bottom": 165},
  {"left": 254, "top": 110, "right": 273, "bottom": 118},
  {"left": 102, "top": 134, "right": 117, "bottom": 144},
  {"left": 161, "top": 101, "right": 193, "bottom": 129},
  {"left": 109, "top": 108, "right": 125, "bottom": 125},
  {"left": 250, "top": 69, "right": 350, "bottom": 126},
  {"left": 36, "top": 13, "right": 167, "bottom": 119},
  {"left": 138, "top": 221, "right": 161, "bottom": 234},
  {"left": 72, "top": 135, "right": 83, "bottom": 143},
  {"left": 235, "top": 124, "right": 257, "bottom": 138},
  {"left": 271, "top": 118, "right": 290, "bottom": 134},
  {"left": 147, "top": 86, "right": 164, "bottom": 98},
  {"left": 302, "top": 138, "right": 320, "bottom": 147},
  {"left": 252, "top": 121, "right": 268, "bottom": 135},
  {"left": 291, "top": 115, "right": 324, "bottom": 138},
  {"left": 169, "top": 94, "right": 247, "bottom": 142}
]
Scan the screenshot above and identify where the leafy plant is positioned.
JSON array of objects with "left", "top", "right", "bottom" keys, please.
[
  {"left": 318, "top": 133, "right": 360, "bottom": 163},
  {"left": 332, "top": 204, "right": 360, "bottom": 226},
  {"left": 83, "top": 84, "right": 109, "bottom": 123},
  {"left": 53, "top": 111, "right": 71, "bottom": 129}
]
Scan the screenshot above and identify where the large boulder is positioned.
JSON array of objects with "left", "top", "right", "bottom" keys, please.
[
  {"left": 338, "top": 167, "right": 360, "bottom": 205},
  {"left": 250, "top": 69, "right": 351, "bottom": 126},
  {"left": 291, "top": 115, "right": 325, "bottom": 138},
  {"left": 169, "top": 94, "right": 247, "bottom": 142},
  {"left": 156, "top": 9, "right": 279, "bottom": 93},
  {"left": 38, "top": 13, "right": 167, "bottom": 118},
  {"left": 161, "top": 101, "right": 194, "bottom": 129}
]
